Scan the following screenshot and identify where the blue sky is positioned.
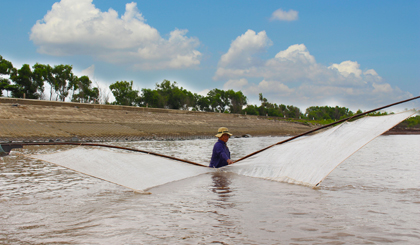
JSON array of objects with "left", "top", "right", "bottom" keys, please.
[{"left": 1, "top": 0, "right": 419, "bottom": 112}]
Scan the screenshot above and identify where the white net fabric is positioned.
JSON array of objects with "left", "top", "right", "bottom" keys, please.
[
  {"left": 28, "top": 110, "right": 416, "bottom": 191},
  {"left": 30, "top": 148, "right": 210, "bottom": 193},
  {"left": 227, "top": 110, "right": 417, "bottom": 187}
]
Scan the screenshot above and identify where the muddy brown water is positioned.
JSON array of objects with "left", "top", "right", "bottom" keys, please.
[{"left": 1, "top": 135, "right": 419, "bottom": 244}]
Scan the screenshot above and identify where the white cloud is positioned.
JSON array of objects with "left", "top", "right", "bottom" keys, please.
[
  {"left": 328, "top": 60, "right": 362, "bottom": 78},
  {"left": 270, "top": 9, "right": 298, "bottom": 21},
  {"left": 197, "top": 89, "right": 210, "bottom": 96},
  {"left": 223, "top": 78, "right": 249, "bottom": 91},
  {"left": 255, "top": 80, "right": 294, "bottom": 94},
  {"left": 364, "top": 69, "right": 378, "bottom": 76},
  {"left": 215, "top": 42, "right": 327, "bottom": 83},
  {"left": 218, "top": 30, "right": 272, "bottom": 69},
  {"left": 372, "top": 82, "right": 393, "bottom": 93},
  {"left": 214, "top": 29, "right": 414, "bottom": 111},
  {"left": 274, "top": 44, "right": 316, "bottom": 64},
  {"left": 363, "top": 69, "right": 383, "bottom": 83},
  {"left": 30, "top": 0, "right": 201, "bottom": 70},
  {"left": 81, "top": 65, "right": 95, "bottom": 78}
]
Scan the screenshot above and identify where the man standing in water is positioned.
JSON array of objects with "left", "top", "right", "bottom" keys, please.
[{"left": 209, "top": 127, "right": 234, "bottom": 168}]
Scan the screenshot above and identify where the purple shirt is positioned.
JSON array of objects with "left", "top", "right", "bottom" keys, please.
[{"left": 209, "top": 139, "right": 231, "bottom": 168}]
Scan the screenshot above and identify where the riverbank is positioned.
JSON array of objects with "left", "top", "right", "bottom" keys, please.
[
  {"left": 0, "top": 98, "right": 314, "bottom": 142},
  {"left": 383, "top": 128, "right": 420, "bottom": 135},
  {"left": 1, "top": 98, "right": 416, "bottom": 142}
]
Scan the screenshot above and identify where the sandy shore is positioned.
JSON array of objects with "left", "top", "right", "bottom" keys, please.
[{"left": 0, "top": 98, "right": 314, "bottom": 142}]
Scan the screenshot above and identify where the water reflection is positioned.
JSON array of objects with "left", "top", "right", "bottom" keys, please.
[
  {"left": 210, "top": 171, "right": 235, "bottom": 208},
  {"left": 208, "top": 171, "right": 239, "bottom": 234}
]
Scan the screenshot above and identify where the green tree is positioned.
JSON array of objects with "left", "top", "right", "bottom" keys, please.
[
  {"left": 32, "top": 63, "right": 55, "bottom": 100},
  {"left": 226, "top": 89, "right": 247, "bottom": 113},
  {"left": 305, "top": 106, "right": 353, "bottom": 120},
  {"left": 268, "top": 106, "right": 283, "bottom": 117},
  {"left": 405, "top": 115, "right": 420, "bottom": 128},
  {"left": 367, "top": 111, "right": 388, "bottom": 116},
  {"left": 41, "top": 64, "right": 55, "bottom": 100},
  {"left": 191, "top": 88, "right": 246, "bottom": 113},
  {"left": 0, "top": 55, "right": 14, "bottom": 75},
  {"left": 109, "top": 80, "right": 139, "bottom": 106},
  {"left": 207, "top": 88, "right": 230, "bottom": 112},
  {"left": 71, "top": 76, "right": 99, "bottom": 103},
  {"left": 0, "top": 78, "right": 10, "bottom": 96},
  {"left": 253, "top": 93, "right": 303, "bottom": 118},
  {"left": 257, "top": 93, "right": 282, "bottom": 117},
  {"left": 140, "top": 88, "right": 164, "bottom": 108},
  {"left": 155, "top": 80, "right": 195, "bottom": 109},
  {"left": 257, "top": 93, "right": 269, "bottom": 116},
  {"left": 194, "top": 94, "right": 211, "bottom": 111},
  {"left": 9, "top": 64, "right": 43, "bottom": 99},
  {"left": 139, "top": 80, "right": 196, "bottom": 109},
  {"left": 52, "top": 64, "right": 76, "bottom": 101},
  {"left": 285, "top": 105, "right": 302, "bottom": 118},
  {"left": 243, "top": 104, "right": 259, "bottom": 115},
  {"left": 0, "top": 55, "right": 15, "bottom": 96}
]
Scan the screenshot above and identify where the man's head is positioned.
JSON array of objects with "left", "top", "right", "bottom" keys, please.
[{"left": 215, "top": 127, "right": 232, "bottom": 143}]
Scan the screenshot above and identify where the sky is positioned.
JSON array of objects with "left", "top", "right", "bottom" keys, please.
[{"left": 1, "top": 0, "right": 419, "bottom": 112}]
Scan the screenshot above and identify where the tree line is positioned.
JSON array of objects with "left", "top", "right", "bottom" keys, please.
[
  {"left": 1, "top": 55, "right": 418, "bottom": 125},
  {"left": 108, "top": 79, "right": 247, "bottom": 114},
  {"left": 1, "top": 55, "right": 99, "bottom": 103}
]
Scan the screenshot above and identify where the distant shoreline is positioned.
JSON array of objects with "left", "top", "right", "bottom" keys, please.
[
  {"left": 0, "top": 98, "right": 314, "bottom": 142},
  {"left": 1, "top": 97, "right": 416, "bottom": 143},
  {"left": 383, "top": 128, "right": 420, "bottom": 135}
]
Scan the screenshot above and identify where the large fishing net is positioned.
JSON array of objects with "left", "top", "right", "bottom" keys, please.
[
  {"left": 228, "top": 110, "right": 417, "bottom": 186},
  {"left": 31, "top": 147, "right": 209, "bottom": 193},
  {"left": 28, "top": 110, "right": 416, "bottom": 191}
]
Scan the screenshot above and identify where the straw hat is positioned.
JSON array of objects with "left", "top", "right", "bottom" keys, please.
[{"left": 215, "top": 127, "right": 233, "bottom": 137}]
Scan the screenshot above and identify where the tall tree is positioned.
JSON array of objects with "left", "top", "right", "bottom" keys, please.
[
  {"left": 0, "top": 55, "right": 14, "bottom": 75},
  {"left": 71, "top": 76, "right": 99, "bottom": 103},
  {"left": 248, "top": 93, "right": 303, "bottom": 118},
  {"left": 140, "top": 88, "right": 164, "bottom": 108},
  {"left": 35, "top": 64, "right": 55, "bottom": 100},
  {"left": 257, "top": 93, "right": 270, "bottom": 116},
  {"left": 0, "top": 55, "right": 15, "bottom": 96},
  {"left": 155, "top": 80, "right": 195, "bottom": 109},
  {"left": 140, "top": 80, "right": 196, "bottom": 109},
  {"left": 226, "top": 89, "right": 247, "bottom": 113},
  {"left": 0, "top": 78, "right": 10, "bottom": 97},
  {"left": 109, "top": 80, "right": 139, "bottom": 106},
  {"left": 194, "top": 94, "right": 211, "bottom": 112},
  {"left": 9, "top": 64, "right": 43, "bottom": 99},
  {"left": 242, "top": 104, "right": 259, "bottom": 115},
  {"left": 52, "top": 64, "right": 75, "bottom": 101},
  {"left": 32, "top": 63, "right": 54, "bottom": 100},
  {"left": 285, "top": 105, "right": 302, "bottom": 118},
  {"left": 207, "top": 88, "right": 230, "bottom": 112}
]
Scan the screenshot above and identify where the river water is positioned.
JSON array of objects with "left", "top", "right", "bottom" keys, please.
[{"left": 1, "top": 135, "right": 419, "bottom": 244}]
